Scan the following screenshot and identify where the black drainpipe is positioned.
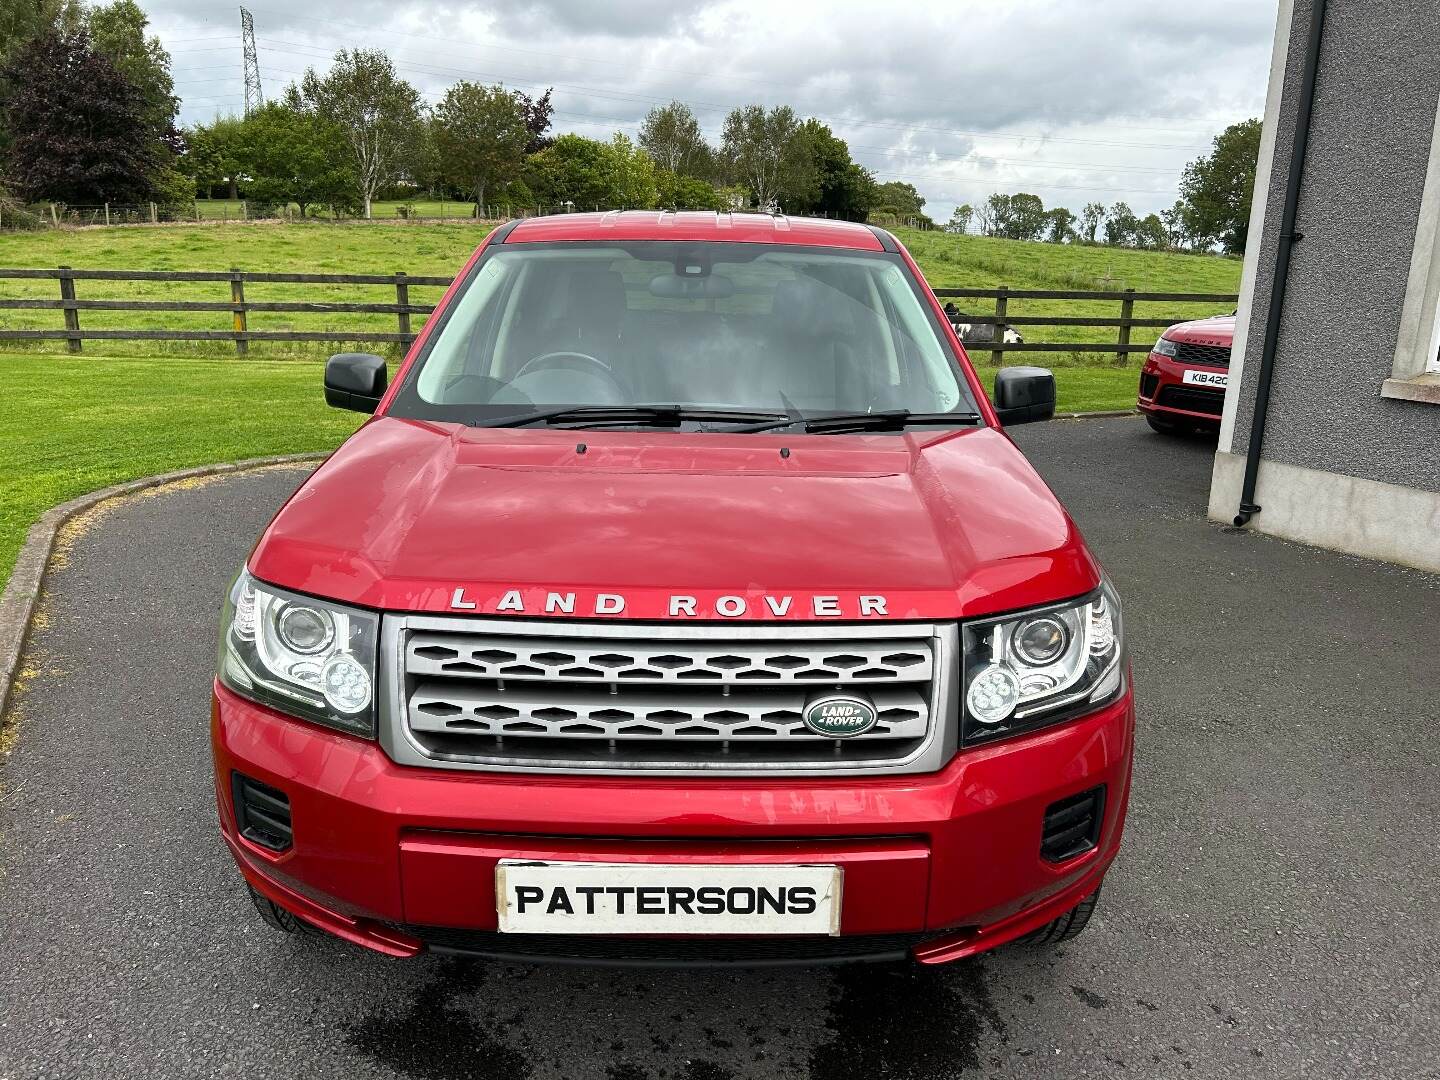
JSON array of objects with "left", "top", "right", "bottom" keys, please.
[{"left": 1235, "top": 0, "right": 1328, "bottom": 527}]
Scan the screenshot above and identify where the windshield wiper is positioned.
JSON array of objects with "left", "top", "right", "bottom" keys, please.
[
  {"left": 732, "top": 409, "right": 984, "bottom": 434},
  {"left": 473, "top": 405, "right": 789, "bottom": 429}
]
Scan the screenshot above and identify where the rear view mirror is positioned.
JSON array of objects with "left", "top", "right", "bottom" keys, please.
[
  {"left": 649, "top": 273, "right": 735, "bottom": 300},
  {"left": 993, "top": 366, "right": 1056, "bottom": 425},
  {"left": 324, "top": 353, "right": 387, "bottom": 413}
]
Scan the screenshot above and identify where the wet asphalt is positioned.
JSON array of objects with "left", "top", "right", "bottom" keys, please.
[{"left": 0, "top": 417, "right": 1437, "bottom": 1080}]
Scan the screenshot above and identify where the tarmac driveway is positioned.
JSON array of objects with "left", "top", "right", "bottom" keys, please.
[{"left": 1, "top": 417, "right": 1436, "bottom": 1080}]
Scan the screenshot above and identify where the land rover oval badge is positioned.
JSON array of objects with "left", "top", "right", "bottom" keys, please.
[{"left": 804, "top": 694, "right": 878, "bottom": 738}]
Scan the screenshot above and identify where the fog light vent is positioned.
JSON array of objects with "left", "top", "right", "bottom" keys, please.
[
  {"left": 232, "top": 772, "right": 292, "bottom": 852},
  {"left": 1041, "top": 786, "right": 1105, "bottom": 863}
]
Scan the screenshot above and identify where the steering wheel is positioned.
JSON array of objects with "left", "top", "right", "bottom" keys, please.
[{"left": 513, "top": 350, "right": 619, "bottom": 387}]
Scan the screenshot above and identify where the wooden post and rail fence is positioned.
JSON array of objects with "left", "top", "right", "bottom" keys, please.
[{"left": 0, "top": 267, "right": 1238, "bottom": 360}]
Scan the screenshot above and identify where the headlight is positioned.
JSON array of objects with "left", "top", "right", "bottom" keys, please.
[
  {"left": 1152, "top": 336, "right": 1178, "bottom": 357},
  {"left": 961, "top": 581, "right": 1124, "bottom": 747},
  {"left": 217, "top": 569, "right": 379, "bottom": 737}
]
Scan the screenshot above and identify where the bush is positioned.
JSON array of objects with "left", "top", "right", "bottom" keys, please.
[
  {"left": 150, "top": 164, "right": 196, "bottom": 213},
  {"left": 0, "top": 190, "right": 46, "bottom": 229}
]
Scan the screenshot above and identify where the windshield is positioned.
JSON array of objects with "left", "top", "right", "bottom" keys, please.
[{"left": 390, "top": 240, "right": 979, "bottom": 426}]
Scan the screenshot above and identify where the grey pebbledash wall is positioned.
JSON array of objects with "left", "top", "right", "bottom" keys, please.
[{"left": 1227, "top": 0, "right": 1440, "bottom": 493}]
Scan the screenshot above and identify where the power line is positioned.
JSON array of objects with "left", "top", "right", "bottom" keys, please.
[
  {"left": 236, "top": 6, "right": 1239, "bottom": 135},
  {"left": 220, "top": 35, "right": 1213, "bottom": 152}
]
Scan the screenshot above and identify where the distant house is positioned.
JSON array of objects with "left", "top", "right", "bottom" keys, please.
[{"left": 1209, "top": 0, "right": 1440, "bottom": 572}]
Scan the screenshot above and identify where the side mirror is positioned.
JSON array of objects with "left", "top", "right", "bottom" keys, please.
[
  {"left": 324, "top": 353, "right": 387, "bottom": 413},
  {"left": 993, "top": 366, "right": 1056, "bottom": 425}
]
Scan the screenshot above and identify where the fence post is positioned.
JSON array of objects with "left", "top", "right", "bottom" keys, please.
[
  {"left": 50, "top": 203, "right": 59, "bottom": 227},
  {"left": 395, "top": 271, "right": 412, "bottom": 344},
  {"left": 58, "top": 266, "right": 81, "bottom": 353},
  {"left": 991, "top": 287, "right": 1008, "bottom": 369},
  {"left": 241, "top": 200, "right": 248, "bottom": 221},
  {"left": 230, "top": 269, "right": 248, "bottom": 356},
  {"left": 1116, "top": 288, "right": 1135, "bottom": 366},
  {"left": 150, "top": 201, "right": 157, "bottom": 224}
]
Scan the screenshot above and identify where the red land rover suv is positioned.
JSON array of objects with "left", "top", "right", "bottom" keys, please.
[
  {"left": 212, "top": 212, "right": 1134, "bottom": 967},
  {"left": 1137, "top": 314, "right": 1235, "bottom": 434}
]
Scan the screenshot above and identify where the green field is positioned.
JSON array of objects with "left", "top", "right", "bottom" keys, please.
[
  {"left": 0, "top": 221, "right": 1240, "bottom": 361},
  {"left": 0, "top": 222, "right": 1242, "bottom": 591}
]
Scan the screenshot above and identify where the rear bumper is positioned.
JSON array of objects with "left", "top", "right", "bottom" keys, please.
[{"left": 213, "top": 681, "right": 1134, "bottom": 965}]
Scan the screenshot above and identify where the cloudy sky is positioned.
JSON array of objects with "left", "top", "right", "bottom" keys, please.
[{"left": 147, "top": 0, "right": 1280, "bottom": 222}]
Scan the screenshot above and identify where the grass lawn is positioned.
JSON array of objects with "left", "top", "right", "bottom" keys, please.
[
  {"left": 0, "top": 222, "right": 1239, "bottom": 591},
  {"left": 0, "top": 356, "right": 362, "bottom": 590}
]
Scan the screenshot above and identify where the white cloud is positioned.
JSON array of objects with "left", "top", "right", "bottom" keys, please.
[{"left": 152, "top": 0, "right": 1279, "bottom": 220}]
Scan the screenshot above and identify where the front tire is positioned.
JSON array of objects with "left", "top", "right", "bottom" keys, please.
[
  {"left": 247, "top": 884, "right": 311, "bottom": 935},
  {"left": 1021, "top": 886, "right": 1100, "bottom": 946},
  {"left": 1146, "top": 415, "right": 1179, "bottom": 435}
]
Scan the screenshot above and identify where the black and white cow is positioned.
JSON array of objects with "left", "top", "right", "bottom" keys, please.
[{"left": 943, "top": 302, "right": 1024, "bottom": 346}]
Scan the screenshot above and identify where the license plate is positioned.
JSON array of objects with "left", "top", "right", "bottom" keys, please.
[
  {"left": 495, "top": 860, "right": 842, "bottom": 935},
  {"left": 1182, "top": 369, "right": 1228, "bottom": 388}
]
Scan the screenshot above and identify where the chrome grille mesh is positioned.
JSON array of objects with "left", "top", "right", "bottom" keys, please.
[
  {"left": 405, "top": 634, "right": 933, "bottom": 685},
  {"left": 387, "top": 619, "right": 952, "bottom": 775}
]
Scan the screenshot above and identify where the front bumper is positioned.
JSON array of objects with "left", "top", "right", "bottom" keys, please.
[
  {"left": 1138, "top": 352, "right": 1227, "bottom": 425},
  {"left": 212, "top": 681, "right": 1134, "bottom": 965}
]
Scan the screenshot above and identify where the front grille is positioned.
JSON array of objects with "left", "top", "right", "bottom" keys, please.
[
  {"left": 232, "top": 773, "right": 292, "bottom": 851},
  {"left": 1156, "top": 384, "right": 1224, "bottom": 416},
  {"left": 405, "top": 925, "right": 928, "bottom": 966},
  {"left": 1138, "top": 371, "right": 1159, "bottom": 399},
  {"left": 385, "top": 617, "right": 956, "bottom": 776},
  {"left": 1041, "top": 786, "right": 1105, "bottom": 862},
  {"left": 1174, "top": 341, "right": 1231, "bottom": 367}
]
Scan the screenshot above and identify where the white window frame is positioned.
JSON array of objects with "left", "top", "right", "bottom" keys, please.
[{"left": 1384, "top": 89, "right": 1440, "bottom": 403}]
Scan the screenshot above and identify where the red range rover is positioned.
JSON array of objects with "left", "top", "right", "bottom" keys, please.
[
  {"left": 1137, "top": 314, "right": 1235, "bottom": 434},
  {"left": 212, "top": 212, "right": 1134, "bottom": 967}
]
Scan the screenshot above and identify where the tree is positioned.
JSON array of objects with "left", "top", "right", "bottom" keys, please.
[
  {"left": 292, "top": 49, "right": 422, "bottom": 218},
  {"left": 1160, "top": 200, "right": 1188, "bottom": 249},
  {"left": 947, "top": 204, "right": 974, "bottom": 234},
  {"left": 781, "top": 119, "right": 877, "bottom": 220},
  {"left": 654, "top": 168, "right": 725, "bottom": 210},
  {"left": 1008, "top": 192, "right": 1047, "bottom": 240},
  {"left": 1079, "top": 201, "right": 1104, "bottom": 244},
  {"left": 1044, "top": 206, "right": 1076, "bottom": 244},
  {"left": 721, "top": 104, "right": 803, "bottom": 210},
  {"left": 0, "top": 0, "right": 68, "bottom": 71},
  {"left": 240, "top": 103, "right": 357, "bottom": 216},
  {"left": 1104, "top": 201, "right": 1139, "bottom": 247},
  {"left": 517, "top": 87, "right": 553, "bottom": 154},
  {"left": 1, "top": 27, "right": 158, "bottom": 203},
  {"left": 82, "top": 1, "right": 175, "bottom": 135},
  {"left": 1134, "top": 213, "right": 1168, "bottom": 250},
  {"left": 874, "top": 181, "right": 932, "bottom": 226},
  {"left": 974, "top": 198, "right": 996, "bottom": 237},
  {"left": 1179, "top": 118, "right": 1261, "bottom": 253},
  {"left": 433, "top": 81, "right": 529, "bottom": 213},
  {"left": 181, "top": 115, "right": 248, "bottom": 198},
  {"left": 640, "top": 100, "right": 709, "bottom": 177},
  {"left": 530, "top": 132, "right": 657, "bottom": 210}
]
